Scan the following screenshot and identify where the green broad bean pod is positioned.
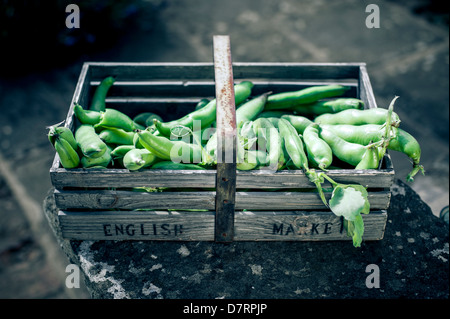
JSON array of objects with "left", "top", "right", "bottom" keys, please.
[
  {"left": 278, "top": 118, "right": 309, "bottom": 170},
  {"left": 205, "top": 90, "right": 268, "bottom": 161},
  {"left": 48, "top": 124, "right": 78, "bottom": 151},
  {"left": 318, "top": 127, "right": 366, "bottom": 167},
  {"left": 133, "top": 112, "right": 163, "bottom": 127},
  {"left": 252, "top": 118, "right": 286, "bottom": 170},
  {"left": 265, "top": 85, "right": 350, "bottom": 110},
  {"left": 155, "top": 81, "right": 254, "bottom": 137},
  {"left": 90, "top": 76, "right": 115, "bottom": 112},
  {"left": 123, "top": 148, "right": 159, "bottom": 171},
  {"left": 95, "top": 108, "right": 144, "bottom": 132},
  {"left": 303, "top": 123, "right": 333, "bottom": 170},
  {"left": 73, "top": 103, "right": 101, "bottom": 125},
  {"left": 111, "top": 145, "right": 135, "bottom": 159},
  {"left": 99, "top": 127, "right": 135, "bottom": 145},
  {"left": 280, "top": 115, "right": 313, "bottom": 134},
  {"left": 75, "top": 124, "right": 108, "bottom": 158},
  {"left": 80, "top": 145, "right": 112, "bottom": 168},
  {"left": 236, "top": 150, "right": 267, "bottom": 170},
  {"left": 355, "top": 145, "right": 381, "bottom": 170},
  {"left": 319, "top": 124, "right": 422, "bottom": 172},
  {"left": 54, "top": 136, "right": 80, "bottom": 169},
  {"left": 292, "top": 98, "right": 364, "bottom": 116},
  {"left": 314, "top": 108, "right": 400, "bottom": 126},
  {"left": 137, "top": 129, "right": 203, "bottom": 163},
  {"left": 235, "top": 92, "right": 270, "bottom": 126}
]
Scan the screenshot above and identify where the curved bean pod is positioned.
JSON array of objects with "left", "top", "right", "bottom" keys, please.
[
  {"left": 99, "top": 127, "right": 135, "bottom": 145},
  {"left": 292, "top": 98, "right": 364, "bottom": 116},
  {"left": 278, "top": 118, "right": 309, "bottom": 170},
  {"left": 155, "top": 81, "right": 254, "bottom": 136},
  {"left": 90, "top": 76, "right": 115, "bottom": 112},
  {"left": 280, "top": 115, "right": 313, "bottom": 134},
  {"left": 48, "top": 125, "right": 78, "bottom": 151},
  {"left": 123, "top": 148, "right": 158, "bottom": 171},
  {"left": 95, "top": 108, "right": 144, "bottom": 132},
  {"left": 73, "top": 103, "right": 101, "bottom": 125},
  {"left": 314, "top": 108, "right": 400, "bottom": 126},
  {"left": 54, "top": 136, "right": 80, "bottom": 169},
  {"left": 318, "top": 127, "right": 366, "bottom": 167},
  {"left": 354, "top": 146, "right": 380, "bottom": 170},
  {"left": 75, "top": 124, "right": 107, "bottom": 158},
  {"left": 303, "top": 123, "right": 333, "bottom": 170},
  {"left": 265, "top": 85, "right": 350, "bottom": 110},
  {"left": 80, "top": 145, "right": 112, "bottom": 168}
]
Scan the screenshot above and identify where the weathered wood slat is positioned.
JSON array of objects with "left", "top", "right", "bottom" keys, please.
[
  {"left": 50, "top": 164, "right": 394, "bottom": 189},
  {"left": 234, "top": 210, "right": 387, "bottom": 241},
  {"left": 58, "top": 209, "right": 387, "bottom": 241},
  {"left": 54, "top": 189, "right": 391, "bottom": 211},
  {"left": 58, "top": 210, "right": 215, "bottom": 241},
  {"left": 86, "top": 62, "right": 363, "bottom": 81},
  {"left": 91, "top": 80, "right": 357, "bottom": 98}
]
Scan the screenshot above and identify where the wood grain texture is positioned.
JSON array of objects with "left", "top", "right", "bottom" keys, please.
[
  {"left": 54, "top": 188, "right": 391, "bottom": 211},
  {"left": 58, "top": 209, "right": 387, "bottom": 241}
]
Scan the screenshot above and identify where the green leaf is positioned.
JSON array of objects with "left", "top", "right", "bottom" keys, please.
[{"left": 329, "top": 184, "right": 370, "bottom": 221}]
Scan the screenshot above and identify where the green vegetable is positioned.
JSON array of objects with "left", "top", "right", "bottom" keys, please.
[
  {"left": 73, "top": 103, "right": 101, "bottom": 125},
  {"left": 278, "top": 118, "right": 309, "bottom": 170},
  {"left": 47, "top": 123, "right": 78, "bottom": 151},
  {"left": 155, "top": 81, "right": 254, "bottom": 136},
  {"left": 355, "top": 145, "right": 380, "bottom": 170},
  {"left": 314, "top": 107, "right": 400, "bottom": 126},
  {"left": 54, "top": 136, "right": 80, "bottom": 169},
  {"left": 292, "top": 98, "right": 364, "bottom": 116},
  {"left": 99, "top": 127, "right": 136, "bottom": 145},
  {"left": 123, "top": 148, "right": 158, "bottom": 171},
  {"left": 252, "top": 118, "right": 285, "bottom": 170},
  {"left": 318, "top": 127, "right": 366, "bottom": 167},
  {"left": 81, "top": 145, "right": 112, "bottom": 168},
  {"left": 95, "top": 108, "right": 144, "bottom": 132},
  {"left": 137, "top": 129, "right": 203, "bottom": 163},
  {"left": 75, "top": 124, "right": 108, "bottom": 158},
  {"left": 265, "top": 85, "right": 350, "bottom": 110},
  {"left": 90, "top": 76, "right": 115, "bottom": 112},
  {"left": 280, "top": 115, "right": 313, "bottom": 134},
  {"left": 303, "top": 123, "right": 333, "bottom": 170},
  {"left": 111, "top": 145, "right": 135, "bottom": 159},
  {"left": 133, "top": 112, "right": 163, "bottom": 127},
  {"left": 206, "top": 92, "right": 269, "bottom": 161}
]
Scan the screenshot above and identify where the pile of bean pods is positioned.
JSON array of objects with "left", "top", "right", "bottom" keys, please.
[{"left": 47, "top": 76, "right": 425, "bottom": 247}]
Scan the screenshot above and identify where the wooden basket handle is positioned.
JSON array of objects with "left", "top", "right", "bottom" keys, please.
[{"left": 213, "top": 35, "right": 237, "bottom": 242}]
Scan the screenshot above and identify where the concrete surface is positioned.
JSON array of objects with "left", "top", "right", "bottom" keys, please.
[
  {"left": 43, "top": 179, "right": 449, "bottom": 299},
  {"left": 0, "top": 0, "right": 448, "bottom": 299}
]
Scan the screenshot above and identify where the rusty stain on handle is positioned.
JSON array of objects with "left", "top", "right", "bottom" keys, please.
[{"left": 213, "top": 35, "right": 237, "bottom": 242}]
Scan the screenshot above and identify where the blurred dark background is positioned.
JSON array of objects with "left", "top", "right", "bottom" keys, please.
[{"left": 0, "top": 0, "right": 448, "bottom": 298}]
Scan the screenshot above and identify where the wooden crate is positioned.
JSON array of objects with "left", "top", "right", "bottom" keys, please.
[{"left": 50, "top": 61, "right": 394, "bottom": 242}]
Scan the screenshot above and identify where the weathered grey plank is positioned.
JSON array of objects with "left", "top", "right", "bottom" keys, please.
[
  {"left": 85, "top": 62, "right": 364, "bottom": 81},
  {"left": 50, "top": 165, "right": 394, "bottom": 189},
  {"left": 90, "top": 80, "right": 357, "bottom": 98},
  {"left": 234, "top": 210, "right": 387, "bottom": 241},
  {"left": 58, "top": 209, "right": 387, "bottom": 241},
  {"left": 54, "top": 189, "right": 390, "bottom": 211},
  {"left": 58, "top": 210, "right": 215, "bottom": 241}
]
